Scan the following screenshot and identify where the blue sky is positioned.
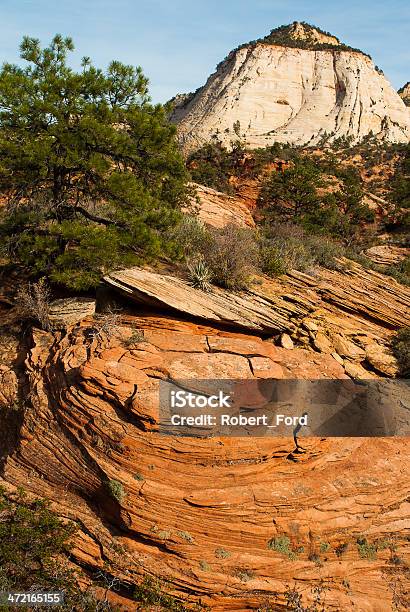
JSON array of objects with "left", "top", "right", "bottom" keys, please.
[{"left": 1, "top": 0, "right": 409, "bottom": 102}]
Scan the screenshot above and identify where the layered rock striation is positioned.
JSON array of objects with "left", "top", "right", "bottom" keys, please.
[{"left": 1, "top": 313, "right": 409, "bottom": 610}]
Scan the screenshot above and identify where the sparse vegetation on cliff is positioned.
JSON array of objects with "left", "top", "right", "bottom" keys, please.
[
  {"left": 217, "top": 22, "right": 370, "bottom": 71},
  {"left": 391, "top": 328, "right": 410, "bottom": 378}
]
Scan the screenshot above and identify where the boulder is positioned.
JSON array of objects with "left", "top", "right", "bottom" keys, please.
[
  {"left": 49, "top": 297, "right": 96, "bottom": 328},
  {"left": 331, "top": 333, "right": 366, "bottom": 360},
  {"left": 365, "top": 343, "right": 398, "bottom": 376},
  {"left": 280, "top": 333, "right": 294, "bottom": 349},
  {"left": 314, "top": 332, "right": 334, "bottom": 354}
]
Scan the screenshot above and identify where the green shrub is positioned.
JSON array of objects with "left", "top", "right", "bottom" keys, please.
[
  {"left": 391, "top": 328, "right": 410, "bottom": 378},
  {"left": 187, "top": 257, "right": 213, "bottom": 291},
  {"left": 259, "top": 223, "right": 344, "bottom": 276},
  {"left": 171, "top": 215, "right": 211, "bottom": 258},
  {"left": 107, "top": 479, "right": 125, "bottom": 502},
  {"left": 133, "top": 576, "right": 195, "bottom": 611},
  {"left": 177, "top": 218, "right": 259, "bottom": 290},
  {"left": 385, "top": 256, "right": 410, "bottom": 286},
  {"left": 204, "top": 224, "right": 259, "bottom": 290},
  {"left": 178, "top": 531, "right": 194, "bottom": 543},
  {"left": 199, "top": 560, "right": 210, "bottom": 571},
  {"left": 123, "top": 328, "right": 145, "bottom": 348},
  {"left": 356, "top": 537, "right": 377, "bottom": 560},
  {"left": 319, "top": 541, "right": 330, "bottom": 553},
  {"left": 267, "top": 535, "right": 299, "bottom": 560},
  {"left": 335, "top": 542, "right": 348, "bottom": 557},
  {"left": 0, "top": 487, "right": 76, "bottom": 592},
  {"left": 215, "top": 547, "right": 231, "bottom": 559},
  {"left": 233, "top": 567, "right": 255, "bottom": 582}
]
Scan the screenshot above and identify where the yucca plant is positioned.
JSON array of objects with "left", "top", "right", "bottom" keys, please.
[{"left": 187, "top": 258, "right": 213, "bottom": 292}]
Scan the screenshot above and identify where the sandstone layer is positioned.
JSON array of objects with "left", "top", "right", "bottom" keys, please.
[
  {"left": 185, "top": 183, "right": 255, "bottom": 228},
  {"left": 172, "top": 37, "right": 410, "bottom": 153},
  {"left": 105, "top": 260, "right": 410, "bottom": 378},
  {"left": 1, "top": 313, "right": 410, "bottom": 611}
]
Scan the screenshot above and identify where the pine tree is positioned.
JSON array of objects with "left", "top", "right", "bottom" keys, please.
[{"left": 0, "top": 35, "right": 189, "bottom": 290}]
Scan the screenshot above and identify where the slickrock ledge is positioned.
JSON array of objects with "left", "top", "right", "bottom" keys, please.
[
  {"left": 104, "top": 268, "right": 298, "bottom": 333},
  {"left": 104, "top": 261, "right": 409, "bottom": 377}
]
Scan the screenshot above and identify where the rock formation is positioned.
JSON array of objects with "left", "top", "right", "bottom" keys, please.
[
  {"left": 399, "top": 82, "right": 410, "bottom": 106},
  {"left": 1, "top": 308, "right": 409, "bottom": 610},
  {"left": 172, "top": 22, "right": 410, "bottom": 153},
  {"left": 105, "top": 260, "right": 410, "bottom": 378},
  {"left": 184, "top": 183, "right": 255, "bottom": 228}
]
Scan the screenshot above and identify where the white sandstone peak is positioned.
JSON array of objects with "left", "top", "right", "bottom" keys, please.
[
  {"left": 171, "top": 24, "right": 410, "bottom": 153},
  {"left": 287, "top": 21, "right": 340, "bottom": 46}
]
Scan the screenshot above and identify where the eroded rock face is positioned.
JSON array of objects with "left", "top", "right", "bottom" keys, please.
[
  {"left": 105, "top": 261, "right": 410, "bottom": 378},
  {"left": 364, "top": 245, "right": 410, "bottom": 266},
  {"left": 399, "top": 82, "right": 410, "bottom": 106},
  {"left": 1, "top": 317, "right": 409, "bottom": 611},
  {"left": 185, "top": 183, "right": 255, "bottom": 228},
  {"left": 48, "top": 297, "right": 96, "bottom": 328},
  {"left": 172, "top": 42, "right": 410, "bottom": 153}
]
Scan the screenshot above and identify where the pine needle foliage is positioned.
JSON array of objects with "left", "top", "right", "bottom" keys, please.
[{"left": 0, "top": 35, "right": 189, "bottom": 290}]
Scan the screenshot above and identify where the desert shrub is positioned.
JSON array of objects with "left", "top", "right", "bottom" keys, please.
[
  {"left": 335, "top": 542, "right": 348, "bottom": 557},
  {"left": 385, "top": 256, "right": 410, "bottom": 286},
  {"left": 205, "top": 224, "right": 259, "bottom": 289},
  {"left": 233, "top": 567, "right": 255, "bottom": 582},
  {"left": 215, "top": 547, "right": 231, "bottom": 559},
  {"left": 123, "top": 327, "right": 145, "bottom": 347},
  {"left": 259, "top": 223, "right": 343, "bottom": 276},
  {"left": 284, "top": 581, "right": 329, "bottom": 612},
  {"left": 199, "top": 560, "right": 210, "bottom": 571},
  {"left": 187, "top": 257, "right": 213, "bottom": 291},
  {"left": 133, "top": 576, "right": 196, "bottom": 611},
  {"left": 267, "top": 535, "right": 299, "bottom": 560},
  {"left": 87, "top": 309, "right": 122, "bottom": 342},
  {"left": 176, "top": 217, "right": 259, "bottom": 290},
  {"left": 16, "top": 277, "right": 52, "bottom": 331},
  {"left": 303, "top": 235, "right": 344, "bottom": 269},
  {"left": 171, "top": 215, "right": 211, "bottom": 257},
  {"left": 319, "top": 541, "right": 330, "bottom": 553},
  {"left": 178, "top": 531, "right": 194, "bottom": 543},
  {"left": 356, "top": 537, "right": 377, "bottom": 560},
  {"left": 0, "top": 487, "right": 76, "bottom": 592},
  {"left": 107, "top": 479, "right": 125, "bottom": 502},
  {"left": 391, "top": 328, "right": 410, "bottom": 378}
]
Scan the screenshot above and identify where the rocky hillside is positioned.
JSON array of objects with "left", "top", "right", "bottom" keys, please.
[
  {"left": 171, "top": 22, "right": 410, "bottom": 153},
  {"left": 399, "top": 82, "right": 410, "bottom": 106},
  {"left": 1, "top": 258, "right": 409, "bottom": 609}
]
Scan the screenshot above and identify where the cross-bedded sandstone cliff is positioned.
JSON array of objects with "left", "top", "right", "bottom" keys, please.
[
  {"left": 1, "top": 255, "right": 409, "bottom": 610},
  {"left": 172, "top": 24, "right": 410, "bottom": 153}
]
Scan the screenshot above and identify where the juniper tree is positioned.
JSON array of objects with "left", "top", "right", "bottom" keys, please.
[{"left": 0, "top": 35, "right": 189, "bottom": 290}]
